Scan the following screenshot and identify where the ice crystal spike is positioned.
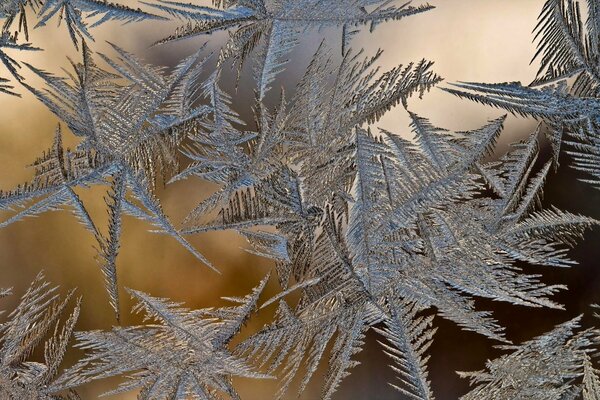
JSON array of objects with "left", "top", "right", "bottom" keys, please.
[
  {"left": 0, "top": 273, "right": 81, "bottom": 399},
  {"left": 445, "top": 0, "right": 600, "bottom": 185},
  {"left": 1, "top": 0, "right": 41, "bottom": 40},
  {"left": 460, "top": 317, "right": 599, "bottom": 400},
  {"left": 1, "top": 42, "right": 215, "bottom": 318},
  {"left": 145, "top": 0, "right": 434, "bottom": 98},
  {"left": 374, "top": 299, "right": 436, "bottom": 400},
  {"left": 54, "top": 277, "right": 272, "bottom": 399},
  {"left": 583, "top": 353, "right": 600, "bottom": 400},
  {"left": 1, "top": 0, "right": 163, "bottom": 48},
  {"left": 0, "top": 29, "right": 40, "bottom": 95}
]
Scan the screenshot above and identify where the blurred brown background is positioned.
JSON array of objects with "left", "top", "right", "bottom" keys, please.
[{"left": 3, "top": 1, "right": 600, "bottom": 399}]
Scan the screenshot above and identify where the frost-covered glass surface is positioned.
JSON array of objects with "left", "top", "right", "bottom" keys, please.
[{"left": 1, "top": 0, "right": 600, "bottom": 399}]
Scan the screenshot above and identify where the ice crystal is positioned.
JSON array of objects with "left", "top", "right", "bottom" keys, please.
[
  {"left": 54, "top": 276, "right": 271, "bottom": 399},
  {"left": 0, "top": 42, "right": 214, "bottom": 318},
  {"left": 146, "top": 0, "right": 434, "bottom": 98},
  {"left": 0, "top": 273, "right": 80, "bottom": 399},
  {"left": 445, "top": 0, "right": 600, "bottom": 188},
  {"left": 1, "top": 0, "right": 161, "bottom": 45},
  {"left": 0, "top": 29, "right": 39, "bottom": 95},
  {"left": 1, "top": 0, "right": 600, "bottom": 398},
  {"left": 460, "top": 317, "right": 599, "bottom": 400},
  {"left": 183, "top": 57, "right": 597, "bottom": 394},
  {"left": 0, "top": 0, "right": 160, "bottom": 95}
]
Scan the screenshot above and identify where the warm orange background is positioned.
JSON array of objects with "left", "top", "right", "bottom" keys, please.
[{"left": 3, "top": 1, "right": 600, "bottom": 399}]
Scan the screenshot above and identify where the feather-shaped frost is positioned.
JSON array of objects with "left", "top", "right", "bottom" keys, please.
[
  {"left": 55, "top": 277, "right": 272, "bottom": 399},
  {"left": 0, "top": 273, "right": 81, "bottom": 400},
  {"left": 1, "top": 42, "right": 215, "bottom": 317},
  {"left": 459, "top": 317, "right": 598, "bottom": 400},
  {"left": 145, "top": 0, "right": 434, "bottom": 97}
]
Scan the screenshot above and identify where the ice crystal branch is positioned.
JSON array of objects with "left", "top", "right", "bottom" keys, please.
[
  {"left": 55, "top": 276, "right": 272, "bottom": 399},
  {"left": 1, "top": 0, "right": 600, "bottom": 398},
  {"left": 0, "top": 29, "right": 40, "bottom": 95},
  {"left": 1, "top": 0, "right": 162, "bottom": 46},
  {"left": 460, "top": 317, "right": 599, "bottom": 400},
  {"left": 146, "top": 0, "right": 434, "bottom": 98},
  {"left": 0, "top": 0, "right": 162, "bottom": 95},
  {"left": 444, "top": 0, "right": 600, "bottom": 186},
  {"left": 0, "top": 273, "right": 80, "bottom": 399},
  {"left": 0, "top": 42, "right": 214, "bottom": 318}
]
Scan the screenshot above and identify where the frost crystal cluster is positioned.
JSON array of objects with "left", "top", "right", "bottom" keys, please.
[{"left": 1, "top": 0, "right": 600, "bottom": 399}]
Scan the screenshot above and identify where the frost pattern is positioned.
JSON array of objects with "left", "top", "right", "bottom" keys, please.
[
  {"left": 146, "top": 0, "right": 434, "bottom": 98},
  {"left": 460, "top": 317, "right": 599, "bottom": 400},
  {"left": 0, "top": 0, "right": 160, "bottom": 95},
  {"left": 1, "top": 0, "right": 600, "bottom": 399},
  {"left": 54, "top": 276, "right": 271, "bottom": 399},
  {"left": 1, "top": 42, "right": 214, "bottom": 319},
  {"left": 445, "top": 0, "right": 600, "bottom": 188},
  {"left": 0, "top": 273, "right": 80, "bottom": 399}
]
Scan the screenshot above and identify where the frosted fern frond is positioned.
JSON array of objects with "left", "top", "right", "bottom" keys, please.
[
  {"left": 448, "top": 0, "right": 600, "bottom": 98},
  {"left": 0, "top": 273, "right": 81, "bottom": 399},
  {"left": 532, "top": 0, "right": 599, "bottom": 90},
  {"left": 531, "top": 0, "right": 600, "bottom": 96},
  {"left": 240, "top": 294, "right": 432, "bottom": 400},
  {"left": 583, "top": 353, "right": 600, "bottom": 400},
  {"left": 54, "top": 277, "right": 272, "bottom": 399},
  {"left": 2, "top": 0, "right": 599, "bottom": 395},
  {"left": 0, "top": 29, "right": 40, "bottom": 95},
  {"left": 1, "top": 42, "right": 214, "bottom": 317},
  {"left": 96, "top": 172, "right": 125, "bottom": 321},
  {"left": 1, "top": 0, "right": 163, "bottom": 49},
  {"left": 35, "top": 0, "right": 165, "bottom": 48},
  {"left": 148, "top": 0, "right": 434, "bottom": 44},
  {"left": 443, "top": 79, "right": 600, "bottom": 184},
  {"left": 146, "top": 0, "right": 433, "bottom": 97},
  {"left": 241, "top": 230, "right": 290, "bottom": 262},
  {"left": 347, "top": 128, "right": 396, "bottom": 294},
  {"left": 564, "top": 121, "right": 600, "bottom": 188},
  {"left": 236, "top": 230, "right": 376, "bottom": 399},
  {"left": 442, "top": 81, "right": 582, "bottom": 121},
  {"left": 443, "top": 0, "right": 600, "bottom": 179},
  {"left": 185, "top": 167, "right": 311, "bottom": 234},
  {"left": 506, "top": 206, "right": 598, "bottom": 249},
  {"left": 373, "top": 299, "right": 436, "bottom": 400},
  {"left": 459, "top": 316, "right": 598, "bottom": 400}
]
